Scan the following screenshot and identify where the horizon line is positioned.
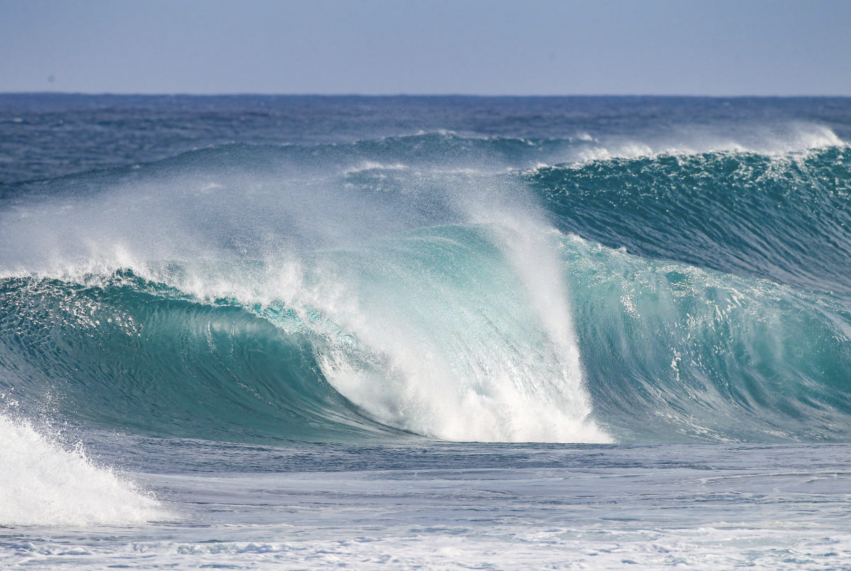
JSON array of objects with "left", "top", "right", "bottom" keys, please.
[{"left": 2, "top": 91, "right": 851, "bottom": 99}]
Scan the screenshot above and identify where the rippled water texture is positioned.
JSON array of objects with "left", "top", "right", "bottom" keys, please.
[{"left": 2, "top": 95, "right": 851, "bottom": 569}]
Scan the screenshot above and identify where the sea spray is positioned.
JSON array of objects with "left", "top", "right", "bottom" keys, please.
[
  {"left": 1, "top": 109, "right": 850, "bottom": 446},
  {"left": 0, "top": 413, "right": 167, "bottom": 526},
  {"left": 5, "top": 97, "right": 851, "bottom": 570}
]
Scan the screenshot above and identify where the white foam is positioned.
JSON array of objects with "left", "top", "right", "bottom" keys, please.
[
  {"left": 0, "top": 414, "right": 168, "bottom": 527},
  {"left": 343, "top": 161, "right": 409, "bottom": 175},
  {"left": 115, "top": 228, "right": 611, "bottom": 444},
  {"left": 301, "top": 223, "right": 610, "bottom": 443},
  {"left": 0, "top": 149, "right": 614, "bottom": 444},
  {"left": 561, "top": 123, "right": 848, "bottom": 166}
]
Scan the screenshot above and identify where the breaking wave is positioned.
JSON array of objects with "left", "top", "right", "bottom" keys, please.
[{"left": 2, "top": 130, "right": 851, "bottom": 445}]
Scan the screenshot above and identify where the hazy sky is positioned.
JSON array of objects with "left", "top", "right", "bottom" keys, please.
[{"left": 1, "top": 0, "right": 850, "bottom": 96}]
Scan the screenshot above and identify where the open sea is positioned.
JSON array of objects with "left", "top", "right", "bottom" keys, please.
[{"left": 2, "top": 95, "right": 851, "bottom": 569}]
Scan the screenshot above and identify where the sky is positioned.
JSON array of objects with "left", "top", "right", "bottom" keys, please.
[{"left": 1, "top": 0, "right": 850, "bottom": 96}]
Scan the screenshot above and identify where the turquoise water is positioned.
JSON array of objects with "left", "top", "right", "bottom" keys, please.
[{"left": 2, "top": 96, "right": 851, "bottom": 569}]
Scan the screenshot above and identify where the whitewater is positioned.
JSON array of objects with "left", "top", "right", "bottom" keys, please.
[{"left": 2, "top": 95, "right": 851, "bottom": 569}]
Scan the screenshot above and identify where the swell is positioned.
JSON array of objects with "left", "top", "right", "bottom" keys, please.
[
  {"left": 12, "top": 132, "right": 841, "bottom": 295},
  {"left": 2, "top": 130, "right": 851, "bottom": 444},
  {"left": 532, "top": 146, "right": 851, "bottom": 293},
  {"left": 4, "top": 228, "right": 851, "bottom": 444},
  {"left": 563, "top": 234, "right": 851, "bottom": 442}
]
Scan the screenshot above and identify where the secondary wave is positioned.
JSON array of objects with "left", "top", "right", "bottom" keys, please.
[{"left": 531, "top": 145, "right": 851, "bottom": 293}]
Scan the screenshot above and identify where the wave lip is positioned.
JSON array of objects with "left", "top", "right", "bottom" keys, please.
[
  {"left": 569, "top": 123, "right": 847, "bottom": 164},
  {"left": 0, "top": 226, "right": 612, "bottom": 445},
  {"left": 2, "top": 119, "right": 851, "bottom": 446}
]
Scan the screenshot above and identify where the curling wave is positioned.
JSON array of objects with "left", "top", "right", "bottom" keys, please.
[{"left": 1, "top": 129, "right": 851, "bottom": 445}]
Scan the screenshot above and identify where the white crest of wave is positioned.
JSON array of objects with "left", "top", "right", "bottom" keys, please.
[
  {"left": 270, "top": 220, "right": 609, "bottom": 444},
  {"left": 342, "top": 161, "right": 409, "bottom": 175},
  {"left": 567, "top": 123, "right": 847, "bottom": 165},
  {"left": 0, "top": 414, "right": 168, "bottom": 527},
  {"left": 127, "top": 220, "right": 612, "bottom": 444},
  {"left": 0, "top": 156, "right": 612, "bottom": 444}
]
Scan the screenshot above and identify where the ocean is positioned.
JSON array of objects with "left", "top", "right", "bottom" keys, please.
[{"left": 2, "top": 95, "right": 851, "bottom": 569}]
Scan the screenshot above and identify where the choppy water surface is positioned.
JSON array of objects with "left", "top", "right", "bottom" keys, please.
[{"left": 2, "top": 95, "right": 851, "bottom": 569}]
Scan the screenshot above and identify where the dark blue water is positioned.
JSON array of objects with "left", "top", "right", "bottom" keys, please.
[{"left": 2, "top": 95, "right": 851, "bottom": 569}]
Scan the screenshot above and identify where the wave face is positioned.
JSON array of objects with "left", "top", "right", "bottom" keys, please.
[
  {"left": 0, "top": 225, "right": 607, "bottom": 444},
  {"left": 2, "top": 96, "right": 851, "bottom": 445},
  {"left": 533, "top": 146, "right": 851, "bottom": 292},
  {"left": 565, "top": 235, "right": 851, "bottom": 441}
]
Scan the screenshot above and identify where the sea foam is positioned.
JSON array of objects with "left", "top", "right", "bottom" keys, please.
[{"left": 0, "top": 414, "right": 168, "bottom": 526}]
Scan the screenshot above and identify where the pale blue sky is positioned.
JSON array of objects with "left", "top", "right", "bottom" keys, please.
[{"left": 1, "top": 0, "right": 850, "bottom": 95}]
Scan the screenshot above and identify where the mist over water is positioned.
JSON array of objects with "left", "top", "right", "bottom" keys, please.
[
  {"left": 3, "top": 96, "right": 851, "bottom": 570},
  {"left": 0, "top": 415, "right": 167, "bottom": 527},
  {"left": 3, "top": 109, "right": 850, "bottom": 445},
  {"left": 0, "top": 131, "right": 610, "bottom": 444}
]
